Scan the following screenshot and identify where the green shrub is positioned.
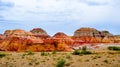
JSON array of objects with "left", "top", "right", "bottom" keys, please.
[
  {"left": 80, "top": 50, "right": 92, "bottom": 55},
  {"left": 41, "top": 52, "right": 48, "bottom": 56},
  {"left": 103, "top": 60, "right": 108, "bottom": 63},
  {"left": 27, "top": 51, "right": 34, "bottom": 55},
  {"left": 72, "top": 48, "right": 92, "bottom": 55},
  {"left": 56, "top": 59, "right": 66, "bottom": 67},
  {"left": 82, "top": 46, "right": 87, "bottom": 51},
  {"left": 52, "top": 50, "right": 57, "bottom": 54},
  {"left": 66, "top": 54, "right": 71, "bottom": 59},
  {"left": 72, "top": 49, "right": 81, "bottom": 55},
  {"left": 0, "top": 53, "right": 6, "bottom": 58},
  {"left": 108, "top": 46, "right": 120, "bottom": 51},
  {"left": 25, "top": 50, "right": 34, "bottom": 55}
]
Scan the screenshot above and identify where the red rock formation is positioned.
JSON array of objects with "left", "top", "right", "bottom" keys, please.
[
  {"left": 73, "top": 27, "right": 102, "bottom": 43},
  {"left": 45, "top": 32, "right": 74, "bottom": 45},
  {"left": 73, "top": 27, "right": 115, "bottom": 44},
  {"left": 0, "top": 29, "right": 73, "bottom": 51},
  {"left": 101, "top": 30, "right": 113, "bottom": 37},
  {"left": 0, "top": 29, "right": 44, "bottom": 51},
  {"left": 0, "top": 36, "right": 44, "bottom": 51},
  {"left": 30, "top": 28, "right": 50, "bottom": 39},
  {"left": 0, "top": 27, "right": 119, "bottom": 52},
  {"left": 114, "top": 35, "right": 120, "bottom": 43},
  {"left": 0, "top": 34, "right": 3, "bottom": 43},
  {"left": 0, "top": 34, "right": 3, "bottom": 40},
  {"left": 44, "top": 32, "right": 74, "bottom": 51},
  {"left": 4, "top": 29, "right": 33, "bottom": 38}
]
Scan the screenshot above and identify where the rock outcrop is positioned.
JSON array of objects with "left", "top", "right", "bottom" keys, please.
[
  {"left": 0, "top": 34, "right": 3, "bottom": 43},
  {"left": 0, "top": 29, "right": 44, "bottom": 51},
  {"left": 74, "top": 27, "right": 101, "bottom": 37},
  {"left": 73, "top": 27, "right": 115, "bottom": 43},
  {"left": 45, "top": 32, "right": 74, "bottom": 45},
  {"left": 0, "top": 27, "right": 120, "bottom": 52},
  {"left": 0, "top": 34, "right": 3, "bottom": 40},
  {"left": 44, "top": 32, "right": 73, "bottom": 51},
  {"left": 4, "top": 29, "right": 33, "bottom": 37},
  {"left": 0, "top": 29, "right": 73, "bottom": 51},
  {"left": 101, "top": 30, "right": 113, "bottom": 37},
  {"left": 30, "top": 28, "right": 50, "bottom": 39},
  {"left": 114, "top": 35, "right": 120, "bottom": 43}
]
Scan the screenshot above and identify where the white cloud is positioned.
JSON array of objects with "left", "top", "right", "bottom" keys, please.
[
  {"left": 1, "top": 0, "right": 113, "bottom": 22},
  {"left": 0, "top": 0, "right": 120, "bottom": 35}
]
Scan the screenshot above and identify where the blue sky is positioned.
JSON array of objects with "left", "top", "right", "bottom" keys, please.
[{"left": 0, "top": 0, "right": 120, "bottom": 36}]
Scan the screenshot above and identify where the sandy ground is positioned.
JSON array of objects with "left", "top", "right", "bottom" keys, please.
[{"left": 0, "top": 48, "right": 120, "bottom": 67}]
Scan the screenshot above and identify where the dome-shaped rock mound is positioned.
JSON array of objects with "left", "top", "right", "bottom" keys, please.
[
  {"left": 74, "top": 27, "right": 101, "bottom": 37},
  {"left": 30, "top": 28, "right": 50, "bottom": 39},
  {"left": 4, "top": 29, "right": 33, "bottom": 37},
  {"left": 53, "top": 32, "right": 68, "bottom": 38},
  {"left": 30, "top": 28, "right": 47, "bottom": 35},
  {"left": 45, "top": 32, "right": 74, "bottom": 45}
]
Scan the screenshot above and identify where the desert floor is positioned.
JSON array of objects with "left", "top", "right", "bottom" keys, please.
[{"left": 0, "top": 48, "right": 120, "bottom": 67}]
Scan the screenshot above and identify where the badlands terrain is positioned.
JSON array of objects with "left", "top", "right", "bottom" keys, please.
[{"left": 0, "top": 27, "right": 120, "bottom": 67}]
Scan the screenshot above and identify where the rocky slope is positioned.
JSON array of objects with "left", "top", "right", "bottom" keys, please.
[
  {"left": 0, "top": 29, "right": 44, "bottom": 51},
  {"left": 44, "top": 32, "right": 73, "bottom": 51},
  {"left": 0, "top": 29, "right": 73, "bottom": 51},
  {"left": 73, "top": 27, "right": 117, "bottom": 43},
  {"left": 30, "top": 28, "right": 50, "bottom": 39},
  {"left": 0, "top": 27, "right": 120, "bottom": 52}
]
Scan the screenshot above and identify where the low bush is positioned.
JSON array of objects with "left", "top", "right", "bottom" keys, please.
[
  {"left": 25, "top": 50, "right": 34, "bottom": 55},
  {"left": 80, "top": 50, "right": 92, "bottom": 55},
  {"left": 72, "top": 49, "right": 81, "bottom": 55},
  {"left": 41, "top": 52, "right": 49, "bottom": 56},
  {"left": 108, "top": 46, "right": 120, "bottom": 51},
  {"left": 56, "top": 59, "right": 66, "bottom": 67},
  {"left": 66, "top": 54, "right": 71, "bottom": 59},
  {"left": 0, "top": 53, "right": 6, "bottom": 58},
  {"left": 52, "top": 50, "right": 57, "bottom": 54},
  {"left": 72, "top": 46, "right": 92, "bottom": 55}
]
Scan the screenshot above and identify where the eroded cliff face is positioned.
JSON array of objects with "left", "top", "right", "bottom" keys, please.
[
  {"left": 44, "top": 32, "right": 74, "bottom": 51},
  {"left": 0, "top": 29, "right": 44, "bottom": 51},
  {"left": 0, "top": 27, "right": 120, "bottom": 52},
  {"left": 0, "top": 34, "right": 3, "bottom": 43},
  {"left": 4, "top": 29, "right": 33, "bottom": 38},
  {"left": 44, "top": 32, "right": 74, "bottom": 45},
  {"left": 73, "top": 27, "right": 116, "bottom": 43},
  {"left": 0, "top": 29, "right": 73, "bottom": 51}
]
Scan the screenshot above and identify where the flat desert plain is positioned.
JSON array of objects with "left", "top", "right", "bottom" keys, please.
[{"left": 0, "top": 48, "right": 120, "bottom": 67}]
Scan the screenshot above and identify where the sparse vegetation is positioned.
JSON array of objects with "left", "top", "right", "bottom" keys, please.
[
  {"left": 80, "top": 50, "right": 92, "bottom": 55},
  {"left": 52, "top": 50, "right": 57, "bottom": 54},
  {"left": 66, "top": 54, "right": 71, "bottom": 59},
  {"left": 56, "top": 59, "right": 66, "bottom": 67},
  {"left": 25, "top": 50, "right": 35, "bottom": 55},
  {"left": 22, "top": 50, "right": 34, "bottom": 57},
  {"left": 35, "top": 62, "right": 40, "bottom": 65},
  {"left": 0, "top": 53, "right": 6, "bottom": 58},
  {"left": 41, "top": 51, "right": 49, "bottom": 56},
  {"left": 65, "top": 61, "right": 73, "bottom": 66},
  {"left": 108, "top": 46, "right": 120, "bottom": 51},
  {"left": 92, "top": 55, "right": 101, "bottom": 60},
  {"left": 85, "top": 59, "right": 89, "bottom": 62},
  {"left": 82, "top": 46, "right": 87, "bottom": 51},
  {"left": 0, "top": 46, "right": 120, "bottom": 67},
  {"left": 103, "top": 60, "right": 108, "bottom": 63},
  {"left": 72, "top": 49, "right": 81, "bottom": 55},
  {"left": 72, "top": 46, "right": 92, "bottom": 55}
]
